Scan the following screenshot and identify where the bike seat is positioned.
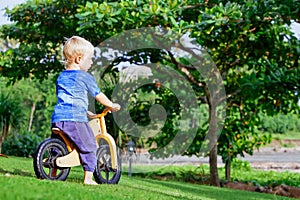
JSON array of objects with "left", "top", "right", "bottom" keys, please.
[
  {"left": 52, "top": 127, "right": 62, "bottom": 135},
  {"left": 51, "top": 127, "right": 76, "bottom": 151}
]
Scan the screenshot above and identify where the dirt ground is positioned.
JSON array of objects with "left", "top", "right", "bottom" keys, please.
[
  {"left": 226, "top": 139, "right": 300, "bottom": 199},
  {"left": 225, "top": 181, "right": 300, "bottom": 198}
]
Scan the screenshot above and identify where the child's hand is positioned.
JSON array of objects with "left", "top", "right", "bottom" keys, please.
[{"left": 111, "top": 103, "right": 121, "bottom": 112}]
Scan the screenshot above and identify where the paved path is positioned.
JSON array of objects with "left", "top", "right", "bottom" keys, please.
[
  {"left": 240, "top": 150, "right": 300, "bottom": 163},
  {"left": 238, "top": 147, "right": 300, "bottom": 172},
  {"left": 125, "top": 146, "right": 300, "bottom": 172}
]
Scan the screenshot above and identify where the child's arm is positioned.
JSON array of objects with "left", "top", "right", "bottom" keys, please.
[{"left": 95, "top": 93, "right": 120, "bottom": 112}]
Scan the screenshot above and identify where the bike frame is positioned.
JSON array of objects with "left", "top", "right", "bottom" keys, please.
[{"left": 52, "top": 108, "right": 118, "bottom": 170}]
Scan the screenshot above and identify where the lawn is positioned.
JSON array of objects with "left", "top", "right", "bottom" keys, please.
[{"left": 0, "top": 156, "right": 294, "bottom": 200}]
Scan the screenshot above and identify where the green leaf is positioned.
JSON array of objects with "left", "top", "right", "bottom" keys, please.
[
  {"left": 249, "top": 33, "right": 256, "bottom": 41},
  {"left": 169, "top": 16, "right": 178, "bottom": 27},
  {"left": 96, "top": 13, "right": 104, "bottom": 19},
  {"left": 110, "top": 18, "right": 118, "bottom": 23}
]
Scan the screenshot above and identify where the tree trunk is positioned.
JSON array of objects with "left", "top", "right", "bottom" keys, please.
[
  {"left": 225, "top": 158, "right": 231, "bottom": 182},
  {"left": 209, "top": 145, "right": 220, "bottom": 186},
  {"left": 0, "top": 122, "right": 9, "bottom": 154},
  {"left": 208, "top": 105, "right": 220, "bottom": 186},
  {"left": 28, "top": 102, "right": 36, "bottom": 132},
  {"left": 0, "top": 140, "right": 2, "bottom": 154}
]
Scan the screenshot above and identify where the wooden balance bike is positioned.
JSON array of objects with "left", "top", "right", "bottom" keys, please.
[{"left": 33, "top": 108, "right": 121, "bottom": 184}]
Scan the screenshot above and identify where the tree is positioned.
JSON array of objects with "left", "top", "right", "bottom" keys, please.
[
  {"left": 0, "top": 37, "right": 18, "bottom": 52},
  {"left": 193, "top": 1, "right": 300, "bottom": 181},
  {"left": 0, "top": 0, "right": 87, "bottom": 83},
  {"left": 1, "top": 0, "right": 299, "bottom": 185},
  {"left": 0, "top": 77, "right": 57, "bottom": 138},
  {"left": 0, "top": 93, "right": 24, "bottom": 153}
]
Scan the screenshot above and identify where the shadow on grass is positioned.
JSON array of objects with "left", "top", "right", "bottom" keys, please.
[
  {"left": 129, "top": 178, "right": 195, "bottom": 200},
  {"left": 139, "top": 178, "right": 282, "bottom": 200},
  {"left": 0, "top": 164, "right": 83, "bottom": 184},
  {"left": 0, "top": 167, "right": 34, "bottom": 177}
]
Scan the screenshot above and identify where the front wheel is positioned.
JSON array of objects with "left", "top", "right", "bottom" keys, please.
[
  {"left": 94, "top": 145, "right": 121, "bottom": 184},
  {"left": 33, "top": 138, "right": 71, "bottom": 181}
]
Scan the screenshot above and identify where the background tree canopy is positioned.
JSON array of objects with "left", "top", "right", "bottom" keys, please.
[{"left": 0, "top": 0, "right": 299, "bottom": 186}]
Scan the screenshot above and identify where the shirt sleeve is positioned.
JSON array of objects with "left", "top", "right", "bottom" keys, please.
[{"left": 84, "top": 72, "right": 102, "bottom": 97}]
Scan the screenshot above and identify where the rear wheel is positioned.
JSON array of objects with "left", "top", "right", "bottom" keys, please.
[
  {"left": 94, "top": 145, "right": 121, "bottom": 184},
  {"left": 33, "top": 138, "right": 71, "bottom": 181}
]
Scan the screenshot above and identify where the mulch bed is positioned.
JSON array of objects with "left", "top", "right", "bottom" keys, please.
[{"left": 225, "top": 181, "right": 300, "bottom": 198}]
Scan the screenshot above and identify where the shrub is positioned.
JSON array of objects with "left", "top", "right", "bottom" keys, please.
[
  {"left": 2, "top": 131, "right": 42, "bottom": 157},
  {"left": 260, "top": 113, "right": 300, "bottom": 134},
  {"left": 231, "top": 158, "right": 252, "bottom": 171}
]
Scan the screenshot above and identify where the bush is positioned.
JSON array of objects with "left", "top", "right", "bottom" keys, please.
[
  {"left": 231, "top": 159, "right": 252, "bottom": 171},
  {"left": 2, "top": 132, "right": 42, "bottom": 157},
  {"left": 260, "top": 113, "right": 300, "bottom": 134}
]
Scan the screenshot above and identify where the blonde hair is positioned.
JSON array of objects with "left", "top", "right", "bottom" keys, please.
[{"left": 63, "top": 36, "right": 94, "bottom": 68}]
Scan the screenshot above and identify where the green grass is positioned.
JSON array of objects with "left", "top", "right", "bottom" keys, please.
[
  {"left": 0, "top": 156, "right": 294, "bottom": 200},
  {"left": 125, "top": 163, "right": 300, "bottom": 188},
  {"left": 271, "top": 131, "right": 300, "bottom": 141}
]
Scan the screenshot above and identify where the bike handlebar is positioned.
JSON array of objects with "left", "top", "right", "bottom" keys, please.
[{"left": 87, "top": 107, "right": 112, "bottom": 119}]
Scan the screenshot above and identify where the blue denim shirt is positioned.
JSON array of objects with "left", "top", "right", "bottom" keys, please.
[{"left": 52, "top": 70, "right": 101, "bottom": 123}]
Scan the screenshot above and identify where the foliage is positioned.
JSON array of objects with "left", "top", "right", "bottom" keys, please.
[
  {"left": 0, "top": 0, "right": 88, "bottom": 83},
  {"left": 0, "top": 91, "right": 24, "bottom": 153},
  {"left": 132, "top": 160, "right": 300, "bottom": 188},
  {"left": 128, "top": 83, "right": 181, "bottom": 155},
  {"left": 0, "top": 77, "right": 56, "bottom": 139},
  {"left": 231, "top": 158, "right": 252, "bottom": 171},
  {"left": 191, "top": 1, "right": 300, "bottom": 176},
  {"left": 0, "top": 37, "right": 18, "bottom": 52},
  {"left": 2, "top": 132, "right": 42, "bottom": 157},
  {"left": 0, "top": 77, "right": 56, "bottom": 156},
  {"left": 229, "top": 164, "right": 300, "bottom": 188},
  {"left": 260, "top": 112, "right": 300, "bottom": 134}
]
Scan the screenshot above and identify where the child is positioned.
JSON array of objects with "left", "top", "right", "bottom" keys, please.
[{"left": 51, "top": 36, "right": 120, "bottom": 185}]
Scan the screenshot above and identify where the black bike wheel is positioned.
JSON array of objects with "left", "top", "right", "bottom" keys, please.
[
  {"left": 94, "top": 145, "right": 121, "bottom": 184},
  {"left": 33, "top": 138, "right": 71, "bottom": 181}
]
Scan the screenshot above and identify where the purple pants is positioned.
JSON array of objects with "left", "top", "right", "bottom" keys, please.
[{"left": 52, "top": 122, "right": 97, "bottom": 172}]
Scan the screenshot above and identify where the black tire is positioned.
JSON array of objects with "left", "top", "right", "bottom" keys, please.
[
  {"left": 94, "top": 145, "right": 122, "bottom": 184},
  {"left": 33, "top": 138, "right": 71, "bottom": 181}
]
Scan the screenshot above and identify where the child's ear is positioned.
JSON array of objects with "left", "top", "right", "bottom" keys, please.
[{"left": 75, "top": 56, "right": 82, "bottom": 64}]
